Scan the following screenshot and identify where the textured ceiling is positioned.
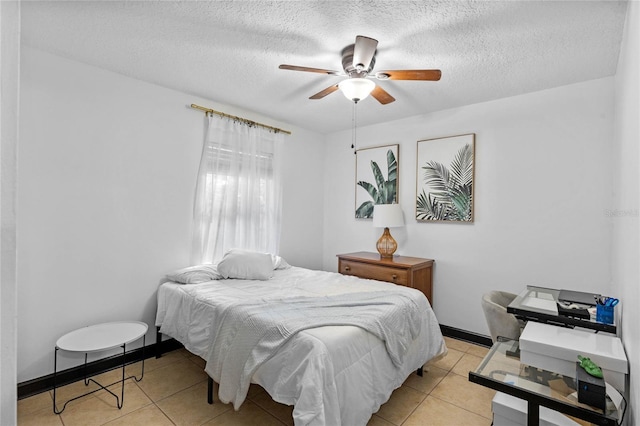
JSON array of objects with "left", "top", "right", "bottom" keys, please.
[{"left": 21, "top": 1, "right": 628, "bottom": 134}]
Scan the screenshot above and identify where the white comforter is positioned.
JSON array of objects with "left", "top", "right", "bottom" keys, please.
[{"left": 156, "top": 267, "right": 446, "bottom": 426}]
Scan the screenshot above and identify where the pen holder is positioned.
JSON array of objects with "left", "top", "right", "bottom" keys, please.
[{"left": 596, "top": 304, "right": 614, "bottom": 324}]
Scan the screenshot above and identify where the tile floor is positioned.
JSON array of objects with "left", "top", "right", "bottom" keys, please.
[{"left": 17, "top": 336, "right": 495, "bottom": 426}]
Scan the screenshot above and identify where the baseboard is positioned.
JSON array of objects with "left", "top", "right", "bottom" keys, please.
[
  {"left": 17, "top": 338, "right": 183, "bottom": 400},
  {"left": 440, "top": 324, "right": 492, "bottom": 348},
  {"left": 19, "top": 326, "right": 491, "bottom": 399}
]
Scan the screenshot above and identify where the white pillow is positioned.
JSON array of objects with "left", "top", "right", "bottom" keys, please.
[
  {"left": 166, "top": 264, "right": 221, "bottom": 284},
  {"left": 271, "top": 254, "right": 291, "bottom": 270},
  {"left": 217, "top": 249, "right": 274, "bottom": 280}
]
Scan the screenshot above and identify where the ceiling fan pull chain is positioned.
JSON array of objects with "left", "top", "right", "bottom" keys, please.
[
  {"left": 354, "top": 103, "right": 358, "bottom": 154},
  {"left": 351, "top": 102, "right": 357, "bottom": 154}
]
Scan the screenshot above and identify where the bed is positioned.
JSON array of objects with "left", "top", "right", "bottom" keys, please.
[{"left": 155, "top": 252, "right": 446, "bottom": 426}]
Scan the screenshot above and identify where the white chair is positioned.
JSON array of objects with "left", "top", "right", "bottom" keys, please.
[{"left": 481, "top": 291, "right": 523, "bottom": 343}]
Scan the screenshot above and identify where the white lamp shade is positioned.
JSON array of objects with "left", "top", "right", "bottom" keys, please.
[
  {"left": 338, "top": 78, "right": 375, "bottom": 102},
  {"left": 373, "top": 204, "right": 404, "bottom": 228}
]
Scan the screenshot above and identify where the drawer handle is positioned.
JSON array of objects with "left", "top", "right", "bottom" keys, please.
[
  {"left": 392, "top": 274, "right": 397, "bottom": 280},
  {"left": 344, "top": 266, "right": 351, "bottom": 271}
]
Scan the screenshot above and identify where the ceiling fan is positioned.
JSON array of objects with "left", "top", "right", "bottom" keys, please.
[{"left": 279, "top": 35, "right": 441, "bottom": 105}]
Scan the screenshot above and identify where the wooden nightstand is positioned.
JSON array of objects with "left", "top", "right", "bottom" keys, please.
[{"left": 337, "top": 251, "right": 434, "bottom": 306}]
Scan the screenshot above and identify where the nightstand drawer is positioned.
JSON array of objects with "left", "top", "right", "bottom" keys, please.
[
  {"left": 340, "top": 260, "right": 409, "bottom": 285},
  {"left": 337, "top": 252, "right": 434, "bottom": 306}
]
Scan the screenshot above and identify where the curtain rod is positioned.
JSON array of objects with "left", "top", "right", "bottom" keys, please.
[{"left": 190, "top": 104, "right": 292, "bottom": 135}]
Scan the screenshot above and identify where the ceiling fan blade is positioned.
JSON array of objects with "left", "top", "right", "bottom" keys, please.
[
  {"left": 376, "top": 69, "right": 442, "bottom": 81},
  {"left": 279, "top": 64, "right": 342, "bottom": 75},
  {"left": 309, "top": 84, "right": 340, "bottom": 100},
  {"left": 352, "top": 36, "right": 378, "bottom": 71},
  {"left": 371, "top": 85, "right": 395, "bottom": 105}
]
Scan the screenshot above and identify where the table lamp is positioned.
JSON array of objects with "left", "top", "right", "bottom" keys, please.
[{"left": 372, "top": 204, "right": 404, "bottom": 259}]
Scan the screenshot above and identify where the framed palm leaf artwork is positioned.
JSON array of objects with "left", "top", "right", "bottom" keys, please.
[
  {"left": 416, "top": 134, "right": 475, "bottom": 222},
  {"left": 355, "top": 144, "right": 399, "bottom": 218}
]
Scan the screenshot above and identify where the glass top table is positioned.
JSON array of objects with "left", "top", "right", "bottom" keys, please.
[
  {"left": 507, "top": 286, "right": 616, "bottom": 334},
  {"left": 468, "top": 339, "right": 626, "bottom": 426}
]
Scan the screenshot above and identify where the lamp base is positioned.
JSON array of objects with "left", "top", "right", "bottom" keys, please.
[{"left": 376, "top": 227, "right": 398, "bottom": 259}]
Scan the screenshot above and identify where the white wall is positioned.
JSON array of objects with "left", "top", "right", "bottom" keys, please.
[
  {"left": 17, "top": 47, "right": 325, "bottom": 382},
  {"left": 1, "top": 1, "right": 20, "bottom": 422},
  {"left": 322, "top": 78, "right": 615, "bottom": 335},
  {"left": 612, "top": 1, "right": 639, "bottom": 424}
]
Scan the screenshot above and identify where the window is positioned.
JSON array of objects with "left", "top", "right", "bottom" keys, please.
[{"left": 191, "top": 118, "right": 283, "bottom": 263}]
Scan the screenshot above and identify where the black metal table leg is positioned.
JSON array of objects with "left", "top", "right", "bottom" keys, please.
[
  {"left": 83, "top": 353, "right": 89, "bottom": 385},
  {"left": 134, "top": 335, "right": 146, "bottom": 382},
  {"left": 53, "top": 347, "right": 60, "bottom": 414},
  {"left": 527, "top": 400, "right": 540, "bottom": 426},
  {"left": 119, "top": 343, "right": 125, "bottom": 408},
  {"left": 52, "top": 336, "right": 146, "bottom": 414}
]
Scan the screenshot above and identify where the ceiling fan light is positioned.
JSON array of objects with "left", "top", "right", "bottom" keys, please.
[{"left": 338, "top": 78, "right": 375, "bottom": 103}]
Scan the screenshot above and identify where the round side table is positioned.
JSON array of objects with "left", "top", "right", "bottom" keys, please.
[{"left": 53, "top": 321, "right": 148, "bottom": 414}]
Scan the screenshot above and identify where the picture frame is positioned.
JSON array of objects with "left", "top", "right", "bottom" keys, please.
[
  {"left": 416, "top": 133, "right": 475, "bottom": 222},
  {"left": 355, "top": 144, "right": 399, "bottom": 219}
]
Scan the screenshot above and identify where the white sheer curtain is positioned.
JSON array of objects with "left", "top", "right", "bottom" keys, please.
[{"left": 191, "top": 115, "right": 284, "bottom": 264}]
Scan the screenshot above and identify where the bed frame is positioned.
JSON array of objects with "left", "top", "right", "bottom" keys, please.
[{"left": 155, "top": 325, "right": 423, "bottom": 405}]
